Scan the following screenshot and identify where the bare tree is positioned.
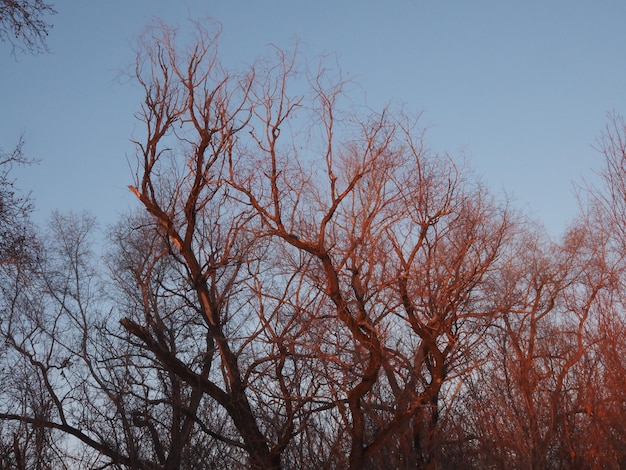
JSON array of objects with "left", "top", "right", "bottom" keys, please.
[
  {"left": 1, "top": 210, "right": 236, "bottom": 469},
  {"left": 0, "top": 138, "right": 37, "bottom": 266},
  {"left": 567, "top": 113, "right": 626, "bottom": 468},
  {"left": 12, "top": 17, "right": 626, "bottom": 470},
  {"left": 451, "top": 195, "right": 618, "bottom": 468},
  {"left": 0, "top": 0, "right": 55, "bottom": 54},
  {"left": 224, "top": 34, "right": 516, "bottom": 468},
  {"left": 119, "top": 18, "right": 520, "bottom": 469},
  {"left": 124, "top": 20, "right": 307, "bottom": 469}
]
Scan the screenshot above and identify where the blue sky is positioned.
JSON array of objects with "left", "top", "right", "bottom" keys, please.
[{"left": 2, "top": 1, "right": 626, "bottom": 236}]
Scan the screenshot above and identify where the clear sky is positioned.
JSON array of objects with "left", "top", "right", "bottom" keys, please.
[{"left": 2, "top": 0, "right": 626, "bottom": 236}]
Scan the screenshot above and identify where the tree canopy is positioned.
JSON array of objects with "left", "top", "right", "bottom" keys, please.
[{"left": 1, "top": 20, "right": 626, "bottom": 469}]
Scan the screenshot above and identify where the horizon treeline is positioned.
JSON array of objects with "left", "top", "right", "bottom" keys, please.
[{"left": 1, "top": 20, "right": 626, "bottom": 470}]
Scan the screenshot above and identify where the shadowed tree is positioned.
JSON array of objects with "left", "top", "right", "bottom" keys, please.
[
  {"left": 0, "top": 138, "right": 37, "bottom": 266},
  {"left": 0, "top": 0, "right": 55, "bottom": 54}
]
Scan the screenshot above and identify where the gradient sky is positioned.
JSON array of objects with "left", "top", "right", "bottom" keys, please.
[{"left": 2, "top": 1, "right": 626, "bottom": 237}]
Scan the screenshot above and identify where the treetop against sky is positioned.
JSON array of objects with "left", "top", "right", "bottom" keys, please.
[
  {"left": 2, "top": 3, "right": 626, "bottom": 468},
  {"left": 1, "top": 1, "right": 626, "bottom": 235}
]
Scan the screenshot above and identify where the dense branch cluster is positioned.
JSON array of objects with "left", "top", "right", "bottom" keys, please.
[
  {"left": 1, "top": 22, "right": 626, "bottom": 469},
  {"left": 0, "top": 0, "right": 55, "bottom": 54}
]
